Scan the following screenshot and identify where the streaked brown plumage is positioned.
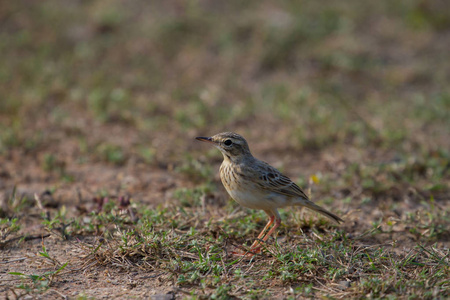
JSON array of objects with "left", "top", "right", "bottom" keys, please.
[{"left": 196, "top": 132, "right": 343, "bottom": 255}]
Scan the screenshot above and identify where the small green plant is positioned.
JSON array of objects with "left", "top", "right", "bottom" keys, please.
[
  {"left": 0, "top": 217, "right": 21, "bottom": 240},
  {"left": 42, "top": 153, "right": 73, "bottom": 182},
  {"left": 9, "top": 244, "right": 68, "bottom": 294},
  {"left": 95, "top": 143, "right": 126, "bottom": 165},
  {"left": 174, "top": 185, "right": 213, "bottom": 208},
  {"left": 41, "top": 205, "right": 72, "bottom": 239}
]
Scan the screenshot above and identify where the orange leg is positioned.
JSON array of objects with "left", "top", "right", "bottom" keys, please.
[
  {"left": 231, "top": 211, "right": 281, "bottom": 257},
  {"left": 249, "top": 215, "right": 275, "bottom": 249},
  {"left": 262, "top": 218, "right": 281, "bottom": 242},
  {"left": 231, "top": 216, "right": 274, "bottom": 257},
  {"left": 250, "top": 217, "right": 281, "bottom": 252}
]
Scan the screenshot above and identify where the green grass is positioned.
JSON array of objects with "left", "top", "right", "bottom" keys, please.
[
  {"left": 3, "top": 191, "right": 448, "bottom": 298},
  {"left": 8, "top": 244, "right": 68, "bottom": 296}
]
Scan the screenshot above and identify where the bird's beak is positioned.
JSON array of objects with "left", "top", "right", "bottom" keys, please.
[{"left": 196, "top": 136, "right": 215, "bottom": 144}]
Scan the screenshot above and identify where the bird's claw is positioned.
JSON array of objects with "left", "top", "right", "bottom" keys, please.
[{"left": 230, "top": 247, "right": 261, "bottom": 258}]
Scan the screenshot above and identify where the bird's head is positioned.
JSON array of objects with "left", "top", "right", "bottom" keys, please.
[{"left": 196, "top": 132, "right": 252, "bottom": 162}]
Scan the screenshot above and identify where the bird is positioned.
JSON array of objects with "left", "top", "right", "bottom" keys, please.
[{"left": 196, "top": 132, "right": 343, "bottom": 256}]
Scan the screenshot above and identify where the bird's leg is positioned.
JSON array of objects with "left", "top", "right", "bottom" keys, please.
[
  {"left": 250, "top": 217, "right": 281, "bottom": 252},
  {"left": 248, "top": 217, "right": 281, "bottom": 254},
  {"left": 249, "top": 215, "right": 274, "bottom": 249},
  {"left": 261, "top": 217, "right": 281, "bottom": 242},
  {"left": 231, "top": 215, "right": 275, "bottom": 257}
]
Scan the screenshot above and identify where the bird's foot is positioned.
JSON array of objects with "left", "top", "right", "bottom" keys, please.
[{"left": 230, "top": 247, "right": 261, "bottom": 258}]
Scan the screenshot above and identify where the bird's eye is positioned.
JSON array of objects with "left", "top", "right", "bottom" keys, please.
[{"left": 224, "top": 139, "right": 233, "bottom": 146}]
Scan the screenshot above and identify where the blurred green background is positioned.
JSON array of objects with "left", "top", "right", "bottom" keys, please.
[{"left": 0, "top": 0, "right": 449, "bottom": 187}]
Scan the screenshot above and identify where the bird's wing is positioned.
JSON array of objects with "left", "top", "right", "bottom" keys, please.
[{"left": 252, "top": 161, "right": 309, "bottom": 200}]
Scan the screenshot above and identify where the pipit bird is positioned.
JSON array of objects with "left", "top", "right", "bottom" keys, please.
[{"left": 196, "top": 132, "right": 343, "bottom": 255}]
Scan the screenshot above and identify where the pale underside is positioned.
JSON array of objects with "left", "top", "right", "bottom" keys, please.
[{"left": 220, "top": 157, "right": 310, "bottom": 219}]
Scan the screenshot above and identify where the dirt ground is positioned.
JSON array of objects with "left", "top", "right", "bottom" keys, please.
[
  {"left": 1, "top": 1, "right": 449, "bottom": 299},
  {"left": 1, "top": 134, "right": 448, "bottom": 299}
]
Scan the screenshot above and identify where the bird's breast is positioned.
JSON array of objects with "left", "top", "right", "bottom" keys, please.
[
  {"left": 219, "top": 162, "right": 285, "bottom": 210},
  {"left": 219, "top": 162, "right": 241, "bottom": 192}
]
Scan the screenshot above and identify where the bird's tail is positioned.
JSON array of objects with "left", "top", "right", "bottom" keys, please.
[{"left": 297, "top": 200, "right": 344, "bottom": 224}]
